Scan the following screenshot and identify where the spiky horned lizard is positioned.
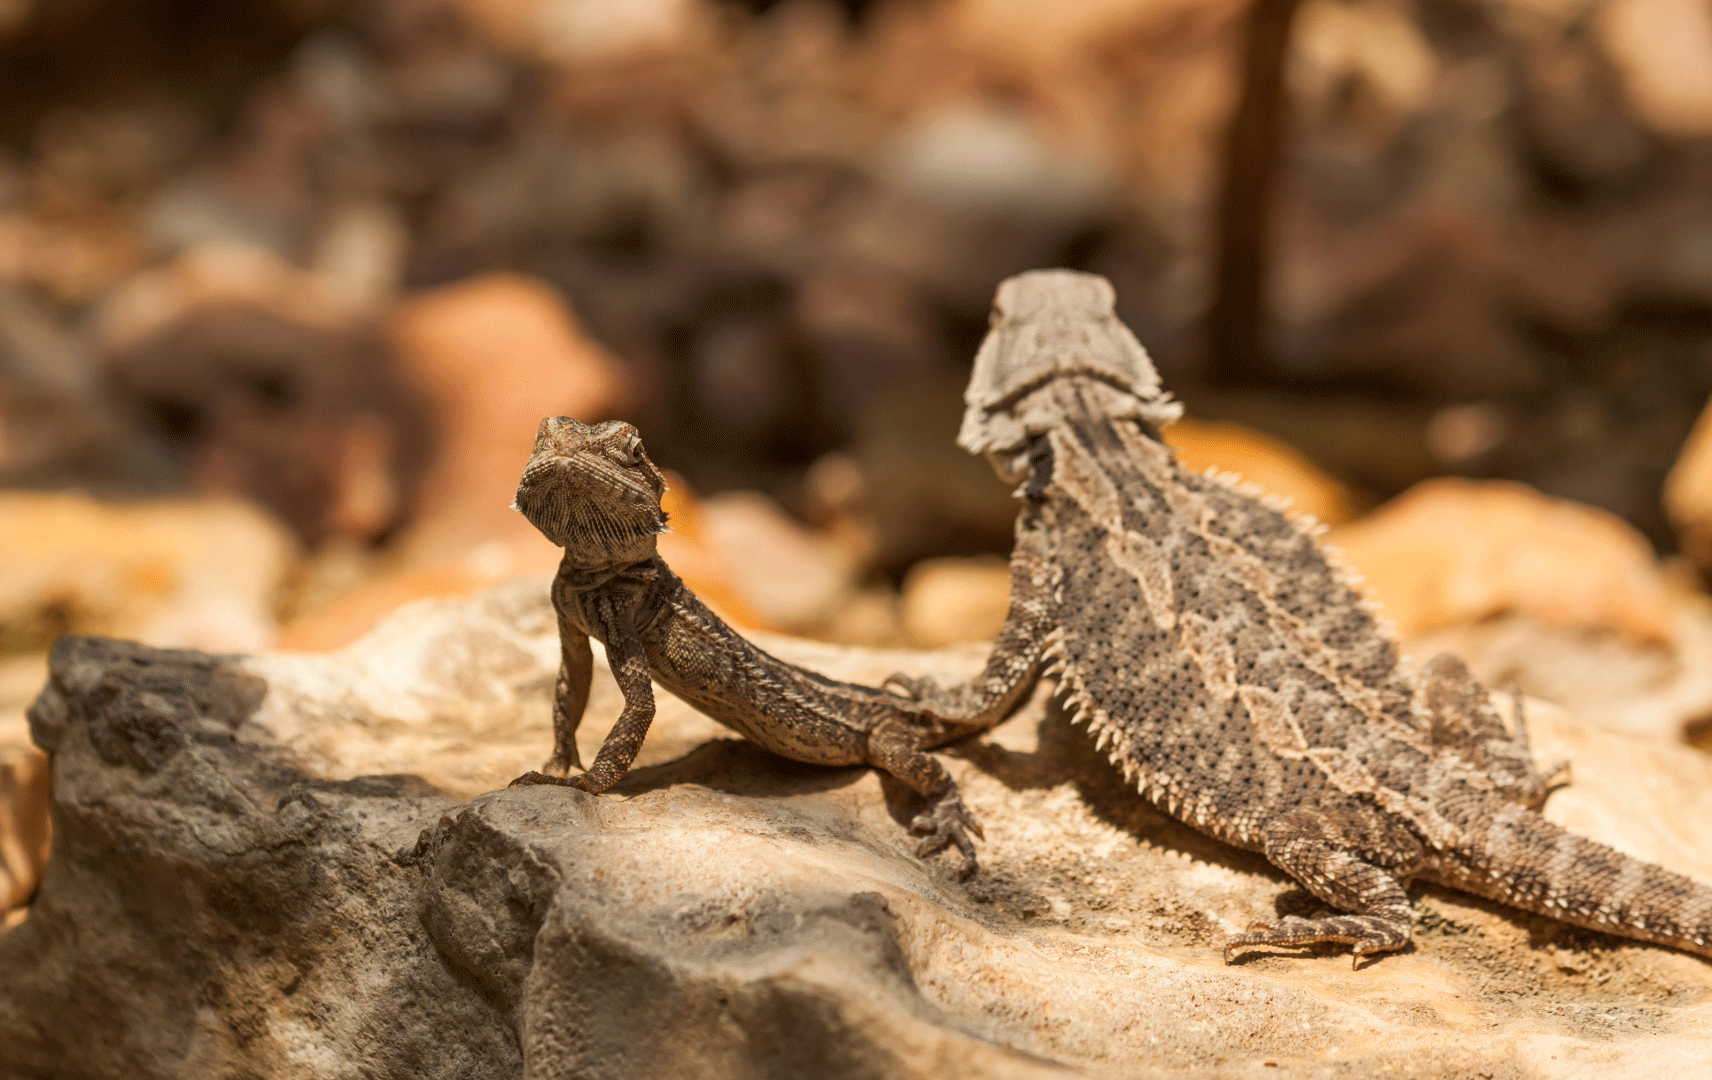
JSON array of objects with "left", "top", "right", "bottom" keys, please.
[
  {"left": 882, "top": 268, "right": 1712, "bottom": 965},
  {"left": 508, "top": 417, "right": 987, "bottom": 874}
]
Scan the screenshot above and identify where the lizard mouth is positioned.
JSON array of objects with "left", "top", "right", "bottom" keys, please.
[{"left": 513, "top": 450, "right": 667, "bottom": 557}]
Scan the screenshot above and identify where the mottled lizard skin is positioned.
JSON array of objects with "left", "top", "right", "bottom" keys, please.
[
  {"left": 508, "top": 418, "right": 986, "bottom": 874},
  {"left": 884, "top": 268, "right": 1712, "bottom": 965}
]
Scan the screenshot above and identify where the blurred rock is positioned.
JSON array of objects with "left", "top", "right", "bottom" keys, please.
[
  {"left": 1163, "top": 414, "right": 1357, "bottom": 524},
  {"left": 105, "top": 304, "right": 427, "bottom": 547},
  {"left": 386, "top": 272, "right": 631, "bottom": 563},
  {"left": 277, "top": 468, "right": 759, "bottom": 651},
  {"left": 90, "top": 244, "right": 431, "bottom": 545},
  {"left": 883, "top": 103, "right": 1109, "bottom": 217},
  {"left": 1664, "top": 393, "right": 1712, "bottom": 579},
  {"left": 653, "top": 473, "right": 763, "bottom": 628},
  {"left": 0, "top": 283, "right": 120, "bottom": 490},
  {"left": 1598, "top": 0, "right": 1712, "bottom": 136},
  {"left": 0, "top": 742, "right": 48, "bottom": 920},
  {"left": 852, "top": 379, "right": 1019, "bottom": 575},
  {"left": 0, "top": 491, "right": 297, "bottom": 654},
  {"left": 95, "top": 242, "right": 352, "bottom": 351},
  {"left": 900, "top": 555, "right": 1011, "bottom": 649},
  {"left": 310, "top": 198, "right": 408, "bottom": 311},
  {"left": 814, "top": 585, "right": 906, "bottom": 648},
  {"left": 5, "top": 586, "right": 1711, "bottom": 1076},
  {"left": 452, "top": 0, "right": 711, "bottom": 65},
  {"left": 700, "top": 488, "right": 857, "bottom": 635},
  {"left": 1328, "top": 478, "right": 1675, "bottom": 645},
  {"left": 275, "top": 273, "right": 639, "bottom": 650},
  {"left": 275, "top": 549, "right": 539, "bottom": 653}
]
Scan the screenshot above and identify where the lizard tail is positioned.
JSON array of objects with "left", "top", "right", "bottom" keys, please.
[{"left": 1429, "top": 798, "right": 1712, "bottom": 959}]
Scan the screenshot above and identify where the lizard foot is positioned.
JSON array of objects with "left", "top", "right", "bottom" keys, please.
[
  {"left": 910, "top": 790, "right": 985, "bottom": 880},
  {"left": 508, "top": 770, "right": 596, "bottom": 792},
  {"left": 1222, "top": 914, "right": 1411, "bottom": 969}
]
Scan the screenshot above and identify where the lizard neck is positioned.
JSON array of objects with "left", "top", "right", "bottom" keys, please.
[{"left": 555, "top": 551, "right": 658, "bottom": 591}]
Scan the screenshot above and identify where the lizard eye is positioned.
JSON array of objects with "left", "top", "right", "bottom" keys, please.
[{"left": 611, "top": 438, "right": 642, "bottom": 466}]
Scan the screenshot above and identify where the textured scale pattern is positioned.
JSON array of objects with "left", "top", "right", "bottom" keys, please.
[
  {"left": 888, "top": 268, "right": 1712, "bottom": 965},
  {"left": 508, "top": 417, "right": 988, "bottom": 875}
]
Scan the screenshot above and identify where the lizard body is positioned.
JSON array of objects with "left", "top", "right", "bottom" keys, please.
[
  {"left": 508, "top": 417, "right": 985, "bottom": 873},
  {"left": 886, "top": 268, "right": 1712, "bottom": 965}
]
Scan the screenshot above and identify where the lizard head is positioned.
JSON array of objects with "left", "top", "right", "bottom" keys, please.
[
  {"left": 513, "top": 416, "right": 669, "bottom": 564},
  {"left": 959, "top": 269, "right": 1182, "bottom": 483}
]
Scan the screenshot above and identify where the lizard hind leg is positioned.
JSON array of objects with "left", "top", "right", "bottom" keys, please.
[
  {"left": 866, "top": 718, "right": 985, "bottom": 880},
  {"left": 1224, "top": 808, "right": 1420, "bottom": 968}
]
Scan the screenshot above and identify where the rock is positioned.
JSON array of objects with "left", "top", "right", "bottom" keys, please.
[
  {"left": 1598, "top": 0, "right": 1712, "bottom": 136},
  {"left": 0, "top": 653, "right": 43, "bottom": 745},
  {"left": 1327, "top": 478, "right": 1676, "bottom": 645},
  {"left": 103, "top": 301, "right": 427, "bottom": 547},
  {"left": 276, "top": 469, "right": 757, "bottom": 652},
  {"left": 450, "top": 0, "right": 711, "bottom": 64},
  {"left": 1405, "top": 605, "right": 1712, "bottom": 746},
  {"left": 883, "top": 103, "right": 1109, "bottom": 216},
  {"left": 0, "top": 491, "right": 297, "bottom": 654},
  {"left": 0, "top": 283, "right": 114, "bottom": 490},
  {"left": 94, "top": 243, "right": 352, "bottom": 353},
  {"left": 900, "top": 555, "right": 1011, "bottom": 648},
  {"left": 3, "top": 582, "right": 1710, "bottom": 1076},
  {"left": 1163, "top": 415, "right": 1357, "bottom": 525},
  {"left": 0, "top": 657, "right": 49, "bottom": 917},
  {"left": 699, "top": 489, "right": 859, "bottom": 635},
  {"left": 89, "top": 243, "right": 432, "bottom": 547},
  {"left": 1664, "top": 393, "right": 1712, "bottom": 579}
]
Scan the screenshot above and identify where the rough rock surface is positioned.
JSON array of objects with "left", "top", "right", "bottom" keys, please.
[{"left": 2, "top": 581, "right": 1710, "bottom": 1078}]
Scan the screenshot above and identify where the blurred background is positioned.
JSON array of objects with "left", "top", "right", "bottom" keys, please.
[{"left": 5, "top": 0, "right": 1712, "bottom": 921}]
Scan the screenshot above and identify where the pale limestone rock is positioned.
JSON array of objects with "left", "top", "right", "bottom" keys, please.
[{"left": 2, "top": 581, "right": 1710, "bottom": 1078}]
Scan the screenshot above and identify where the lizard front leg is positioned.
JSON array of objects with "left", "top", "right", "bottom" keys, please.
[
  {"left": 866, "top": 718, "right": 984, "bottom": 879},
  {"left": 513, "top": 606, "right": 655, "bottom": 794},
  {"left": 1224, "top": 807, "right": 1423, "bottom": 968},
  {"left": 540, "top": 629, "right": 594, "bottom": 775},
  {"left": 883, "top": 522, "right": 1058, "bottom": 730}
]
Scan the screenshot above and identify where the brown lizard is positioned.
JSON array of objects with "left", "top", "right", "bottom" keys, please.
[
  {"left": 507, "top": 416, "right": 986, "bottom": 874},
  {"left": 881, "top": 268, "right": 1712, "bottom": 965}
]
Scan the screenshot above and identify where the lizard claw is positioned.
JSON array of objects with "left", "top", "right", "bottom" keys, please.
[
  {"left": 910, "top": 790, "right": 984, "bottom": 880},
  {"left": 508, "top": 770, "right": 597, "bottom": 792}
]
